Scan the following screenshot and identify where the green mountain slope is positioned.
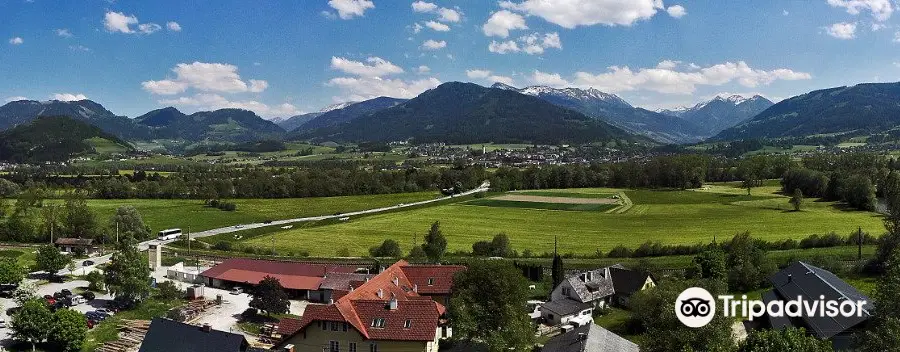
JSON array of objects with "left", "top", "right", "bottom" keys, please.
[{"left": 0, "top": 116, "right": 134, "bottom": 163}]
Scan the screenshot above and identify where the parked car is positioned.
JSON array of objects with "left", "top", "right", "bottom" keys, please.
[
  {"left": 82, "top": 260, "right": 95, "bottom": 266},
  {"left": 95, "top": 308, "right": 114, "bottom": 316},
  {"left": 6, "top": 306, "right": 21, "bottom": 316},
  {"left": 83, "top": 291, "right": 96, "bottom": 300},
  {"left": 0, "top": 319, "right": 7, "bottom": 328},
  {"left": 230, "top": 287, "right": 243, "bottom": 295}
]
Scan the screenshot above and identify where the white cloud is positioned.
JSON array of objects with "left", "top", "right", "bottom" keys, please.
[
  {"left": 893, "top": 30, "right": 900, "bottom": 42},
  {"left": 415, "top": 65, "right": 431, "bottom": 74},
  {"left": 104, "top": 11, "right": 138, "bottom": 33},
  {"left": 4, "top": 96, "right": 28, "bottom": 102},
  {"left": 483, "top": 10, "right": 528, "bottom": 38},
  {"left": 326, "top": 76, "right": 441, "bottom": 101},
  {"left": 412, "top": 1, "right": 461, "bottom": 23},
  {"left": 52, "top": 93, "right": 88, "bottom": 101},
  {"left": 488, "top": 32, "right": 561, "bottom": 55},
  {"left": 142, "top": 62, "right": 267, "bottom": 95},
  {"left": 69, "top": 45, "right": 91, "bottom": 52},
  {"left": 412, "top": 1, "right": 438, "bottom": 13},
  {"left": 657, "top": 60, "right": 681, "bottom": 69},
  {"left": 159, "top": 93, "right": 301, "bottom": 117},
  {"left": 330, "top": 56, "right": 404, "bottom": 77},
  {"left": 466, "top": 69, "right": 514, "bottom": 86},
  {"left": 327, "top": 0, "right": 375, "bottom": 19},
  {"left": 438, "top": 8, "right": 461, "bottom": 22},
  {"left": 249, "top": 80, "right": 268, "bottom": 93},
  {"left": 530, "top": 70, "right": 571, "bottom": 87},
  {"left": 424, "top": 20, "right": 450, "bottom": 31},
  {"left": 783, "top": 9, "right": 789, "bottom": 16},
  {"left": 8, "top": 37, "right": 23, "bottom": 45},
  {"left": 826, "top": 22, "right": 857, "bottom": 39},
  {"left": 500, "top": 0, "right": 664, "bottom": 29},
  {"left": 535, "top": 60, "right": 811, "bottom": 95},
  {"left": 873, "top": 23, "right": 888, "bottom": 30},
  {"left": 827, "top": 0, "right": 893, "bottom": 21},
  {"left": 56, "top": 28, "right": 73, "bottom": 38},
  {"left": 104, "top": 11, "right": 164, "bottom": 35},
  {"left": 137, "top": 23, "right": 162, "bottom": 34},
  {"left": 412, "top": 23, "right": 424, "bottom": 33},
  {"left": 167, "top": 21, "right": 182, "bottom": 32},
  {"left": 488, "top": 40, "right": 520, "bottom": 54},
  {"left": 667, "top": 5, "right": 686, "bottom": 18},
  {"left": 421, "top": 39, "right": 447, "bottom": 50}
]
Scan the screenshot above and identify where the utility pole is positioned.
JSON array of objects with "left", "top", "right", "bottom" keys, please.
[
  {"left": 116, "top": 221, "right": 119, "bottom": 244},
  {"left": 858, "top": 226, "right": 863, "bottom": 261}
]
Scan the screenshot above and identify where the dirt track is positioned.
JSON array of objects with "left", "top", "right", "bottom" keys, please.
[{"left": 492, "top": 194, "right": 619, "bottom": 204}]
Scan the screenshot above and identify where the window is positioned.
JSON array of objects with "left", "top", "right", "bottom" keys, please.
[
  {"left": 404, "top": 319, "right": 411, "bottom": 328},
  {"left": 343, "top": 322, "right": 348, "bottom": 332},
  {"left": 369, "top": 343, "right": 378, "bottom": 352},
  {"left": 329, "top": 341, "right": 339, "bottom": 352},
  {"left": 370, "top": 318, "right": 385, "bottom": 328},
  {"left": 331, "top": 321, "right": 339, "bottom": 331},
  {"left": 349, "top": 343, "right": 357, "bottom": 352},
  {"left": 427, "top": 277, "right": 434, "bottom": 286},
  {"left": 562, "top": 287, "right": 570, "bottom": 296},
  {"left": 322, "top": 321, "right": 327, "bottom": 330}
]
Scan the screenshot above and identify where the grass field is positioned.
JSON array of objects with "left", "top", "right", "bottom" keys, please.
[
  {"left": 75, "top": 192, "right": 441, "bottom": 233},
  {"left": 242, "top": 183, "right": 885, "bottom": 257},
  {"left": 467, "top": 199, "right": 619, "bottom": 212}
]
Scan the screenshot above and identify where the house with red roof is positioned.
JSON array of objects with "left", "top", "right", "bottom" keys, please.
[
  {"left": 199, "top": 258, "right": 359, "bottom": 302},
  {"left": 274, "top": 260, "right": 464, "bottom": 352}
]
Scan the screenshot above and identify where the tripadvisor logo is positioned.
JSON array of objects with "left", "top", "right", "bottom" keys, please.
[
  {"left": 675, "top": 287, "right": 868, "bottom": 328},
  {"left": 675, "top": 287, "right": 716, "bottom": 328}
]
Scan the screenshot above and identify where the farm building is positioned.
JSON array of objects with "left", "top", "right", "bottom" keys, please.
[
  {"left": 540, "top": 298, "right": 594, "bottom": 326},
  {"left": 166, "top": 262, "right": 207, "bottom": 284},
  {"left": 138, "top": 317, "right": 266, "bottom": 352},
  {"left": 274, "top": 260, "right": 457, "bottom": 352},
  {"left": 198, "top": 258, "right": 359, "bottom": 301},
  {"left": 759, "top": 261, "right": 872, "bottom": 350},
  {"left": 54, "top": 237, "right": 99, "bottom": 255},
  {"left": 398, "top": 264, "right": 466, "bottom": 306},
  {"left": 541, "top": 324, "right": 639, "bottom": 352}
]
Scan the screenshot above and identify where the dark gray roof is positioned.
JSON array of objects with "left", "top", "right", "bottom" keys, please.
[
  {"left": 542, "top": 324, "right": 639, "bottom": 352},
  {"left": 139, "top": 318, "right": 250, "bottom": 352},
  {"left": 542, "top": 298, "right": 593, "bottom": 317},
  {"left": 769, "top": 261, "right": 872, "bottom": 339},
  {"left": 608, "top": 267, "right": 652, "bottom": 296}
]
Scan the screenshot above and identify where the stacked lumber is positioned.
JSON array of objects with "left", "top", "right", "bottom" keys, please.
[{"left": 96, "top": 320, "right": 151, "bottom": 352}]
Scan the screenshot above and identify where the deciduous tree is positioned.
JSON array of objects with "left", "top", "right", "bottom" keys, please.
[
  {"left": 47, "top": 308, "right": 88, "bottom": 352},
  {"left": 11, "top": 299, "right": 52, "bottom": 351},
  {"left": 249, "top": 276, "right": 290, "bottom": 315},
  {"left": 110, "top": 206, "right": 151, "bottom": 241},
  {"left": 449, "top": 260, "right": 533, "bottom": 352},
  {"left": 738, "top": 327, "right": 832, "bottom": 352},
  {"left": 421, "top": 221, "right": 447, "bottom": 263},
  {"left": 33, "top": 244, "right": 71, "bottom": 276},
  {"left": 104, "top": 240, "right": 151, "bottom": 303}
]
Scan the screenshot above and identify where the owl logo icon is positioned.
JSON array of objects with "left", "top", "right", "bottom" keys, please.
[{"left": 675, "top": 287, "right": 716, "bottom": 327}]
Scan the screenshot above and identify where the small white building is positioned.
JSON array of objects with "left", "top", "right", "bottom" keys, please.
[{"left": 166, "top": 262, "right": 204, "bottom": 284}]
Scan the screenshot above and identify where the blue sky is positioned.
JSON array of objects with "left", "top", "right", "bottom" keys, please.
[{"left": 1, "top": 0, "right": 899, "bottom": 119}]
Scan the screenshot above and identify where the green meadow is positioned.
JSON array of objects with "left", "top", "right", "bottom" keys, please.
[{"left": 242, "top": 183, "right": 885, "bottom": 257}]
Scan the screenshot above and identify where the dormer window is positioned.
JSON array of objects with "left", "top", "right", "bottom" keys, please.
[
  {"left": 427, "top": 277, "right": 434, "bottom": 286},
  {"left": 404, "top": 319, "right": 412, "bottom": 328},
  {"left": 371, "top": 318, "right": 386, "bottom": 328}
]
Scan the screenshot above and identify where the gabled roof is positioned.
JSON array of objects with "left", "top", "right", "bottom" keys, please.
[
  {"left": 566, "top": 269, "right": 614, "bottom": 303},
  {"left": 608, "top": 267, "right": 652, "bottom": 296},
  {"left": 198, "top": 258, "right": 356, "bottom": 291},
  {"left": 541, "top": 324, "right": 639, "bottom": 352},
  {"left": 319, "top": 272, "right": 373, "bottom": 291},
  {"left": 277, "top": 317, "right": 303, "bottom": 336},
  {"left": 400, "top": 265, "right": 465, "bottom": 295},
  {"left": 281, "top": 260, "right": 448, "bottom": 344},
  {"left": 139, "top": 318, "right": 250, "bottom": 352},
  {"left": 768, "top": 261, "right": 873, "bottom": 339},
  {"left": 541, "top": 298, "right": 593, "bottom": 317}
]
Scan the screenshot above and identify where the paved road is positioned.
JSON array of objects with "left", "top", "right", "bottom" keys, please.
[{"left": 188, "top": 181, "right": 491, "bottom": 239}]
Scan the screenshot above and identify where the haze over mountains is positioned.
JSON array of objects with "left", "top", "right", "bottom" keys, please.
[{"left": 3, "top": 80, "right": 900, "bottom": 147}]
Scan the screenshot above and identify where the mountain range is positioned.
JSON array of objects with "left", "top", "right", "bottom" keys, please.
[
  {"left": 714, "top": 82, "right": 900, "bottom": 140},
  {"left": 0, "top": 116, "right": 133, "bottom": 163},
  {"left": 493, "top": 83, "right": 706, "bottom": 144},
  {"left": 296, "top": 82, "right": 646, "bottom": 145},
  {"left": 658, "top": 95, "right": 773, "bottom": 136},
  {"left": 135, "top": 107, "right": 284, "bottom": 142}
]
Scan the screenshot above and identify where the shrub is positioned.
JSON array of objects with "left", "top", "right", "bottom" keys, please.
[{"left": 213, "top": 241, "right": 233, "bottom": 251}]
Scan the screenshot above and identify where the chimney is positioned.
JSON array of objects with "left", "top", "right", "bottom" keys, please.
[
  {"left": 413, "top": 284, "right": 418, "bottom": 293},
  {"left": 389, "top": 296, "right": 398, "bottom": 310},
  {"left": 282, "top": 344, "right": 295, "bottom": 352},
  {"left": 201, "top": 324, "right": 211, "bottom": 332},
  {"left": 377, "top": 288, "right": 384, "bottom": 298}
]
